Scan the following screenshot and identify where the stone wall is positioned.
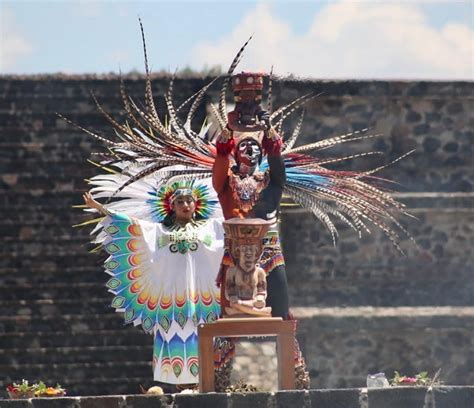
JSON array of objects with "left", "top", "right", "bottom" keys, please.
[
  {"left": 0, "top": 75, "right": 472, "bottom": 396},
  {"left": 282, "top": 197, "right": 473, "bottom": 307},
  {"left": 0, "top": 387, "right": 473, "bottom": 408}
]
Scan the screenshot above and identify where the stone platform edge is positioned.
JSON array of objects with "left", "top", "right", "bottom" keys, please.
[{"left": 0, "top": 387, "right": 472, "bottom": 408}]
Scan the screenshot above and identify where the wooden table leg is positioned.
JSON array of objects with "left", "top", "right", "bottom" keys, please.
[
  {"left": 198, "top": 326, "right": 214, "bottom": 393},
  {"left": 277, "top": 330, "right": 295, "bottom": 390},
  {"left": 198, "top": 318, "right": 296, "bottom": 392}
]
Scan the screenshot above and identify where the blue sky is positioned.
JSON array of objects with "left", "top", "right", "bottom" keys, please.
[{"left": 1, "top": 0, "right": 473, "bottom": 79}]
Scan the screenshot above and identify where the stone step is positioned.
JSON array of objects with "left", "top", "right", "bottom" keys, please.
[
  {"left": 1, "top": 232, "right": 90, "bottom": 243},
  {"left": 0, "top": 112, "right": 115, "bottom": 130},
  {"left": 293, "top": 306, "right": 474, "bottom": 388},
  {"left": 0, "top": 313, "right": 131, "bottom": 334},
  {"left": 1, "top": 253, "right": 98, "bottom": 270},
  {"left": 0, "top": 329, "right": 149, "bottom": 349},
  {"left": 288, "top": 276, "right": 474, "bottom": 307},
  {"left": 0, "top": 208, "right": 91, "bottom": 225},
  {"left": 0, "top": 128, "right": 97, "bottom": 143},
  {"left": 1, "top": 360, "right": 152, "bottom": 382},
  {"left": 0, "top": 283, "right": 105, "bottom": 302},
  {"left": 0, "top": 190, "right": 84, "bottom": 201},
  {"left": 0, "top": 298, "right": 113, "bottom": 317},
  {"left": 0, "top": 76, "right": 200, "bottom": 101},
  {"left": 0, "top": 154, "right": 94, "bottom": 169},
  {"left": 0, "top": 345, "right": 150, "bottom": 365},
  {"left": 0, "top": 268, "right": 104, "bottom": 285}
]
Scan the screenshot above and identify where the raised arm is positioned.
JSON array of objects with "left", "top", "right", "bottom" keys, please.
[
  {"left": 263, "top": 127, "right": 286, "bottom": 188},
  {"left": 212, "top": 128, "right": 234, "bottom": 195}
]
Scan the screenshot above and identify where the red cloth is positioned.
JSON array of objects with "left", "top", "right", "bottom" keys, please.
[
  {"left": 262, "top": 135, "right": 282, "bottom": 156},
  {"left": 216, "top": 137, "right": 235, "bottom": 156}
]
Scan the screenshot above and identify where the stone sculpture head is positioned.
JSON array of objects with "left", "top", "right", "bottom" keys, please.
[
  {"left": 236, "top": 244, "right": 259, "bottom": 273},
  {"left": 223, "top": 218, "right": 271, "bottom": 271},
  {"left": 230, "top": 72, "right": 267, "bottom": 129}
]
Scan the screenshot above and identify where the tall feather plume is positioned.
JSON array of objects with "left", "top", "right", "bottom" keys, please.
[
  {"left": 164, "top": 72, "right": 217, "bottom": 157},
  {"left": 283, "top": 130, "right": 382, "bottom": 155},
  {"left": 209, "top": 103, "right": 226, "bottom": 131},
  {"left": 357, "top": 149, "right": 416, "bottom": 178},
  {"left": 165, "top": 71, "right": 188, "bottom": 140},
  {"left": 311, "top": 151, "right": 384, "bottom": 167},
  {"left": 218, "top": 35, "right": 253, "bottom": 122},
  {"left": 267, "top": 66, "right": 274, "bottom": 114},
  {"left": 270, "top": 92, "right": 315, "bottom": 122},
  {"left": 282, "top": 110, "right": 305, "bottom": 152},
  {"left": 139, "top": 17, "right": 165, "bottom": 134},
  {"left": 90, "top": 91, "right": 131, "bottom": 137},
  {"left": 118, "top": 73, "right": 151, "bottom": 138},
  {"left": 57, "top": 113, "right": 115, "bottom": 145},
  {"left": 185, "top": 76, "right": 219, "bottom": 130}
]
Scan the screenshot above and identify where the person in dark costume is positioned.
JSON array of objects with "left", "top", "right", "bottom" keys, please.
[{"left": 212, "top": 72, "right": 310, "bottom": 389}]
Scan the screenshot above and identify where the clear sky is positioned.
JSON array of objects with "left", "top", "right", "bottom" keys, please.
[{"left": 1, "top": 0, "right": 473, "bottom": 79}]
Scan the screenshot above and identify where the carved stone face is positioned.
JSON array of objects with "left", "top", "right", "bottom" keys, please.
[
  {"left": 236, "top": 139, "right": 262, "bottom": 167},
  {"left": 234, "top": 88, "right": 262, "bottom": 124},
  {"left": 236, "top": 244, "right": 259, "bottom": 273}
]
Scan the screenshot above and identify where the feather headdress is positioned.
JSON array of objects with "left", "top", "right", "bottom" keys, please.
[{"left": 66, "top": 23, "right": 414, "bottom": 252}]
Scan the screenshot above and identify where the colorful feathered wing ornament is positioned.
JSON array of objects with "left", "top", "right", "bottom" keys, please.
[{"left": 84, "top": 170, "right": 225, "bottom": 384}]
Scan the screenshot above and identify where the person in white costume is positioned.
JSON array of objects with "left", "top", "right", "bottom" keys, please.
[{"left": 83, "top": 180, "right": 224, "bottom": 388}]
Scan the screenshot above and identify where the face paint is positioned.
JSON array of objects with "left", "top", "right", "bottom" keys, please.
[{"left": 236, "top": 139, "right": 262, "bottom": 167}]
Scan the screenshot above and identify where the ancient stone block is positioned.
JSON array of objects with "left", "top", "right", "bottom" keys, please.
[
  {"left": 274, "top": 390, "right": 308, "bottom": 408},
  {"left": 173, "top": 393, "right": 229, "bottom": 408},
  {"left": 30, "top": 397, "right": 79, "bottom": 408},
  {"left": 309, "top": 388, "right": 360, "bottom": 408},
  {"left": 367, "top": 387, "right": 428, "bottom": 408},
  {"left": 78, "top": 396, "right": 125, "bottom": 408},
  {"left": 230, "top": 392, "right": 271, "bottom": 408},
  {"left": 124, "top": 394, "right": 172, "bottom": 408},
  {"left": 432, "top": 386, "right": 474, "bottom": 408}
]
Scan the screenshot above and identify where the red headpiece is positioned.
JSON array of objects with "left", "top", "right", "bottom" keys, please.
[{"left": 231, "top": 72, "right": 265, "bottom": 92}]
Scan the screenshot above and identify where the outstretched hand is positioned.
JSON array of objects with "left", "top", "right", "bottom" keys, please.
[{"left": 83, "top": 191, "right": 104, "bottom": 213}]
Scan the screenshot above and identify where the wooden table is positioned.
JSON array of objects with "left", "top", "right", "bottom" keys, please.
[{"left": 198, "top": 317, "right": 295, "bottom": 392}]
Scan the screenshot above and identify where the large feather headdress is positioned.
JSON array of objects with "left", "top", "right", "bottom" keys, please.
[{"left": 65, "top": 22, "right": 414, "bottom": 253}]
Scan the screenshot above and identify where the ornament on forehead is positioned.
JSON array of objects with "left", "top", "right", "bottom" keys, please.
[
  {"left": 148, "top": 181, "right": 218, "bottom": 223},
  {"left": 169, "top": 188, "right": 196, "bottom": 205}
]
